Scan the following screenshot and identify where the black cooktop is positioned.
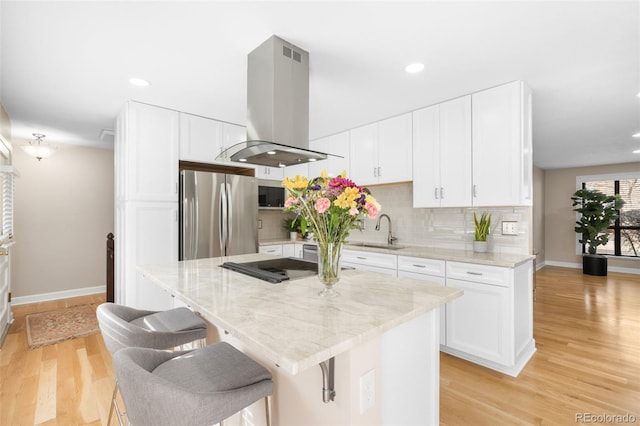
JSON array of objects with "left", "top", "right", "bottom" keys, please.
[{"left": 220, "top": 257, "right": 318, "bottom": 283}]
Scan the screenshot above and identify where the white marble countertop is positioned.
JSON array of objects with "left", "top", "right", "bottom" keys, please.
[
  {"left": 138, "top": 253, "right": 462, "bottom": 375},
  {"left": 259, "top": 239, "right": 535, "bottom": 268}
]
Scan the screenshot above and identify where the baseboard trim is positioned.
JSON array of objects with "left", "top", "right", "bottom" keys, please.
[
  {"left": 534, "top": 260, "right": 546, "bottom": 271},
  {"left": 12, "top": 286, "right": 105, "bottom": 306},
  {"left": 543, "top": 260, "right": 640, "bottom": 275}
]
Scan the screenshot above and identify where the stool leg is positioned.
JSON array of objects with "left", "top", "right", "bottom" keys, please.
[
  {"left": 265, "top": 395, "right": 273, "bottom": 426},
  {"left": 107, "top": 381, "right": 118, "bottom": 426}
]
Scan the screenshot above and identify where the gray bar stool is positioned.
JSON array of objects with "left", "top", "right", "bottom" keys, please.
[
  {"left": 97, "top": 302, "right": 208, "bottom": 426},
  {"left": 113, "top": 343, "right": 274, "bottom": 426}
]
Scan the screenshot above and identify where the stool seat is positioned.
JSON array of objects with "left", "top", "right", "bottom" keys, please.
[
  {"left": 114, "top": 342, "right": 274, "bottom": 426},
  {"left": 129, "top": 307, "right": 207, "bottom": 333}
]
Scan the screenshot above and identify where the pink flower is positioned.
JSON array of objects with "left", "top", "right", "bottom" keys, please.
[
  {"left": 349, "top": 207, "right": 359, "bottom": 216},
  {"left": 328, "top": 176, "right": 357, "bottom": 189},
  {"left": 284, "top": 196, "right": 299, "bottom": 208},
  {"left": 365, "top": 202, "right": 378, "bottom": 219},
  {"left": 315, "top": 197, "right": 331, "bottom": 213}
]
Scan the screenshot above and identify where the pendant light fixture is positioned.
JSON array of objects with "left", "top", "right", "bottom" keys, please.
[{"left": 21, "top": 133, "right": 56, "bottom": 161}]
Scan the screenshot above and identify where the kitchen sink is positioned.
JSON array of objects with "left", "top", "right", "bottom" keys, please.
[{"left": 346, "top": 242, "right": 406, "bottom": 250}]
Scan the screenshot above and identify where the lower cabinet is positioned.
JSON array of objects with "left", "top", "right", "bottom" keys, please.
[
  {"left": 397, "top": 256, "right": 446, "bottom": 345},
  {"left": 259, "top": 244, "right": 283, "bottom": 256},
  {"left": 441, "top": 260, "right": 535, "bottom": 377},
  {"left": 342, "top": 249, "right": 397, "bottom": 276}
]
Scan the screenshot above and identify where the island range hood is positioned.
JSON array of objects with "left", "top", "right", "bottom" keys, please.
[{"left": 216, "top": 35, "right": 335, "bottom": 167}]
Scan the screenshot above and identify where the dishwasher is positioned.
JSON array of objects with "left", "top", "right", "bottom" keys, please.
[{"left": 302, "top": 244, "right": 318, "bottom": 262}]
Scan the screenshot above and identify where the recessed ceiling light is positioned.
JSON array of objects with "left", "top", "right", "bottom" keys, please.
[
  {"left": 267, "top": 151, "right": 276, "bottom": 155},
  {"left": 308, "top": 158, "right": 317, "bottom": 162},
  {"left": 238, "top": 158, "right": 247, "bottom": 162},
  {"left": 637, "top": 91, "right": 640, "bottom": 98},
  {"left": 633, "top": 132, "right": 640, "bottom": 138},
  {"left": 405, "top": 63, "right": 425, "bottom": 74},
  {"left": 633, "top": 149, "right": 640, "bottom": 154},
  {"left": 129, "top": 77, "right": 150, "bottom": 87}
]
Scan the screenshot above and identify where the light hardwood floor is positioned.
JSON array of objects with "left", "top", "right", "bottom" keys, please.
[{"left": 1, "top": 267, "right": 639, "bottom": 425}]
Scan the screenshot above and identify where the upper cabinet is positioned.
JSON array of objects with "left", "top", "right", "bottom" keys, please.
[
  {"left": 308, "top": 131, "right": 350, "bottom": 179},
  {"left": 349, "top": 113, "right": 412, "bottom": 186},
  {"left": 283, "top": 163, "right": 309, "bottom": 180},
  {"left": 179, "top": 112, "right": 223, "bottom": 162},
  {"left": 413, "top": 96, "right": 472, "bottom": 208},
  {"left": 116, "top": 101, "right": 179, "bottom": 202},
  {"left": 472, "top": 81, "right": 532, "bottom": 206},
  {"left": 255, "top": 165, "right": 284, "bottom": 180},
  {"left": 221, "top": 122, "right": 246, "bottom": 152}
]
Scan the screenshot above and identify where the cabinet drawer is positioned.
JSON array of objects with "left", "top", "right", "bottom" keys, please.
[
  {"left": 397, "top": 256, "right": 445, "bottom": 277},
  {"left": 342, "top": 249, "right": 397, "bottom": 270},
  {"left": 259, "top": 245, "right": 283, "bottom": 256},
  {"left": 446, "top": 261, "right": 511, "bottom": 287}
]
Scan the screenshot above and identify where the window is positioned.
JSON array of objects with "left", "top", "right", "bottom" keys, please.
[{"left": 579, "top": 175, "right": 639, "bottom": 257}]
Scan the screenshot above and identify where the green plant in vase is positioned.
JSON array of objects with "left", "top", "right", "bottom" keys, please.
[{"left": 473, "top": 212, "right": 491, "bottom": 252}]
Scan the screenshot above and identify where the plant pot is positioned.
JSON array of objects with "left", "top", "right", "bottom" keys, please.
[
  {"left": 583, "top": 254, "right": 607, "bottom": 276},
  {"left": 473, "top": 241, "right": 488, "bottom": 253},
  {"left": 290, "top": 231, "right": 298, "bottom": 241}
]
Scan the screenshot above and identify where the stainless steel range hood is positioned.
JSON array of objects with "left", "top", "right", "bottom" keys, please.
[{"left": 216, "top": 36, "right": 334, "bottom": 167}]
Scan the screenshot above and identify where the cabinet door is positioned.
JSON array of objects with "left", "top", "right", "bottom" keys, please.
[
  {"left": 397, "top": 269, "right": 446, "bottom": 345},
  {"left": 282, "top": 243, "right": 295, "bottom": 257},
  {"left": 377, "top": 113, "right": 412, "bottom": 184},
  {"left": 179, "top": 113, "right": 223, "bottom": 162},
  {"left": 412, "top": 105, "right": 441, "bottom": 207},
  {"left": 309, "top": 131, "right": 350, "bottom": 179},
  {"left": 255, "top": 166, "right": 284, "bottom": 180},
  {"left": 445, "top": 278, "right": 511, "bottom": 365},
  {"left": 349, "top": 123, "right": 377, "bottom": 185},
  {"left": 472, "top": 81, "right": 523, "bottom": 206},
  {"left": 125, "top": 102, "right": 179, "bottom": 202},
  {"left": 221, "top": 123, "right": 246, "bottom": 151},
  {"left": 439, "top": 96, "right": 472, "bottom": 207}
]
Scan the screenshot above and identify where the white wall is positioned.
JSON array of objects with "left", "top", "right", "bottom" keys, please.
[{"left": 12, "top": 141, "right": 114, "bottom": 301}]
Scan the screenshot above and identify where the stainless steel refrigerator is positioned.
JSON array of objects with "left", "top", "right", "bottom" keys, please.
[{"left": 179, "top": 170, "right": 258, "bottom": 260}]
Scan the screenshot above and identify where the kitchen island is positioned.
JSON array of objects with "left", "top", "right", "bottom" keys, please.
[{"left": 138, "top": 253, "right": 462, "bottom": 426}]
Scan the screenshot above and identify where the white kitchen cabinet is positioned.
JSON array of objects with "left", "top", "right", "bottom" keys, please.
[
  {"left": 442, "top": 260, "right": 535, "bottom": 377},
  {"left": 255, "top": 166, "right": 284, "bottom": 180},
  {"left": 342, "top": 249, "right": 397, "bottom": 276},
  {"left": 413, "top": 96, "right": 472, "bottom": 208},
  {"left": 294, "top": 243, "right": 304, "bottom": 259},
  {"left": 221, "top": 122, "right": 246, "bottom": 151},
  {"left": 472, "top": 81, "right": 532, "bottom": 206},
  {"left": 259, "top": 244, "right": 283, "bottom": 256},
  {"left": 349, "top": 113, "right": 412, "bottom": 186},
  {"left": 282, "top": 243, "right": 295, "bottom": 257},
  {"left": 397, "top": 256, "right": 446, "bottom": 345},
  {"left": 283, "top": 163, "right": 309, "bottom": 180},
  {"left": 119, "top": 201, "right": 179, "bottom": 308},
  {"left": 179, "top": 112, "right": 223, "bottom": 163},
  {"left": 308, "top": 131, "right": 350, "bottom": 178},
  {"left": 118, "top": 101, "right": 179, "bottom": 202}
]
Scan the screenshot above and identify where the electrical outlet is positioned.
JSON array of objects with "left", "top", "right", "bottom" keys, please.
[
  {"left": 258, "top": 219, "right": 263, "bottom": 229},
  {"left": 502, "top": 221, "right": 518, "bottom": 235},
  {"left": 360, "top": 369, "right": 375, "bottom": 414}
]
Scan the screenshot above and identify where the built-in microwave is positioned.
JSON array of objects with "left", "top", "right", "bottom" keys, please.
[{"left": 258, "top": 181, "right": 285, "bottom": 208}]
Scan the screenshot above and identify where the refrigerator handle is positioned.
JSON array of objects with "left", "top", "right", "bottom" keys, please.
[
  {"left": 220, "top": 183, "right": 227, "bottom": 255},
  {"left": 193, "top": 183, "right": 199, "bottom": 259},
  {"left": 226, "top": 182, "right": 233, "bottom": 253}
]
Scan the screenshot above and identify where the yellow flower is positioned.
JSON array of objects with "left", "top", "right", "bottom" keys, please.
[
  {"left": 320, "top": 169, "right": 328, "bottom": 179},
  {"left": 334, "top": 187, "right": 360, "bottom": 209},
  {"left": 282, "top": 175, "right": 309, "bottom": 190}
]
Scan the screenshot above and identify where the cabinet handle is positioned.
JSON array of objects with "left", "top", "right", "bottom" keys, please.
[
  {"left": 435, "top": 188, "right": 439, "bottom": 199},
  {"left": 378, "top": 166, "right": 382, "bottom": 177},
  {"left": 357, "top": 256, "right": 367, "bottom": 260},
  {"left": 473, "top": 185, "right": 477, "bottom": 198},
  {"left": 466, "top": 271, "right": 483, "bottom": 276},
  {"left": 413, "top": 264, "right": 426, "bottom": 268},
  {"left": 373, "top": 167, "right": 377, "bottom": 177},
  {"left": 440, "top": 187, "right": 444, "bottom": 199}
]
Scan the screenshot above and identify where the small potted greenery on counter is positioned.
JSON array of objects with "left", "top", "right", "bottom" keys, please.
[
  {"left": 283, "top": 217, "right": 307, "bottom": 241},
  {"left": 473, "top": 212, "right": 491, "bottom": 252}
]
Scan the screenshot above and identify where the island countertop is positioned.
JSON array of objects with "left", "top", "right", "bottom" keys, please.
[{"left": 138, "top": 253, "right": 462, "bottom": 375}]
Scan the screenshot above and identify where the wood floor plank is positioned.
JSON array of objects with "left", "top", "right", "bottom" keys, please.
[{"left": 1, "top": 267, "right": 639, "bottom": 425}]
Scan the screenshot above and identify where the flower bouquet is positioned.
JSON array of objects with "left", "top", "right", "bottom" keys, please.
[{"left": 282, "top": 170, "right": 381, "bottom": 296}]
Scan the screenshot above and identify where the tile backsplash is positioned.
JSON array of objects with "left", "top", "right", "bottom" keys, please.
[{"left": 258, "top": 182, "right": 532, "bottom": 254}]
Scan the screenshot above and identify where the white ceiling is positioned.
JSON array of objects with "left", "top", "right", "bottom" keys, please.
[{"left": 1, "top": 1, "right": 639, "bottom": 169}]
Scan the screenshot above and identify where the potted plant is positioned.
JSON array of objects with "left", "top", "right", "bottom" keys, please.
[
  {"left": 473, "top": 212, "right": 491, "bottom": 253},
  {"left": 282, "top": 217, "right": 307, "bottom": 241},
  {"left": 571, "top": 188, "right": 625, "bottom": 276}
]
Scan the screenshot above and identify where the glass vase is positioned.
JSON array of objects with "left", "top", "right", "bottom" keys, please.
[{"left": 317, "top": 242, "right": 342, "bottom": 297}]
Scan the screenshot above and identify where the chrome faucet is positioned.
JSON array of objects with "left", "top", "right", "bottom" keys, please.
[{"left": 375, "top": 214, "right": 398, "bottom": 245}]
